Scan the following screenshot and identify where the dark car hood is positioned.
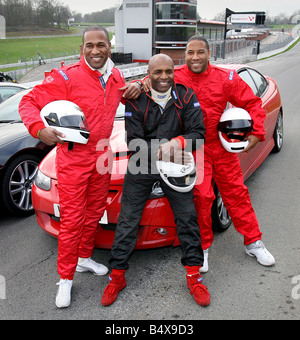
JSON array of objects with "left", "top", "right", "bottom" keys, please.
[
  {"left": 0, "top": 122, "right": 29, "bottom": 146},
  {"left": 0, "top": 122, "right": 52, "bottom": 169}
]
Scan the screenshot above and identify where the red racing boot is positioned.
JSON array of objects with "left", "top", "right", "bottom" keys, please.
[
  {"left": 101, "top": 269, "right": 127, "bottom": 306},
  {"left": 186, "top": 266, "right": 210, "bottom": 307}
]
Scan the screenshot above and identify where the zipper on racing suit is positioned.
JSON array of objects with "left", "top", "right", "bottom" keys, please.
[{"left": 100, "top": 76, "right": 106, "bottom": 105}]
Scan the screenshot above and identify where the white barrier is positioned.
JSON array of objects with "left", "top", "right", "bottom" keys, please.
[{"left": 0, "top": 275, "right": 6, "bottom": 300}]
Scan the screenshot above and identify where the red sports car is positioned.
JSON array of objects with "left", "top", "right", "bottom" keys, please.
[{"left": 32, "top": 64, "right": 283, "bottom": 249}]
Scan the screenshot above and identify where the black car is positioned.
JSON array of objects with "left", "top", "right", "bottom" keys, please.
[
  {"left": 0, "top": 82, "right": 28, "bottom": 104},
  {"left": 0, "top": 89, "right": 53, "bottom": 216}
]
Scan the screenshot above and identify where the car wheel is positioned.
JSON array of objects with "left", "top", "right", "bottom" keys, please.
[
  {"left": 1, "top": 154, "right": 41, "bottom": 216},
  {"left": 272, "top": 111, "right": 283, "bottom": 153},
  {"left": 211, "top": 186, "right": 232, "bottom": 233}
]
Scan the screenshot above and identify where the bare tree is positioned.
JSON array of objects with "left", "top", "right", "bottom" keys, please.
[{"left": 0, "top": 0, "right": 71, "bottom": 27}]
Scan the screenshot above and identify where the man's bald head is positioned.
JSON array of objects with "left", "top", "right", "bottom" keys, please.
[
  {"left": 147, "top": 54, "right": 175, "bottom": 93},
  {"left": 148, "top": 54, "right": 174, "bottom": 71}
]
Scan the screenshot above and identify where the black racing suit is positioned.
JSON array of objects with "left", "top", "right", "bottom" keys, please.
[{"left": 109, "top": 83, "right": 206, "bottom": 270}]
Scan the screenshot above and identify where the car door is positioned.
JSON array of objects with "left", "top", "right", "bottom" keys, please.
[{"left": 237, "top": 67, "right": 271, "bottom": 179}]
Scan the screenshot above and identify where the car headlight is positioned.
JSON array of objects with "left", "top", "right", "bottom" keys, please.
[
  {"left": 35, "top": 170, "right": 51, "bottom": 191},
  {"left": 148, "top": 181, "right": 165, "bottom": 199}
]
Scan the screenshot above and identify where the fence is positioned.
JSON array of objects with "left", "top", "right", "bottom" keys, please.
[
  {"left": 260, "top": 33, "right": 294, "bottom": 53},
  {"left": 0, "top": 52, "right": 79, "bottom": 82},
  {"left": 168, "top": 39, "right": 259, "bottom": 66},
  {"left": 1, "top": 32, "right": 298, "bottom": 82},
  {"left": 210, "top": 39, "right": 258, "bottom": 64}
]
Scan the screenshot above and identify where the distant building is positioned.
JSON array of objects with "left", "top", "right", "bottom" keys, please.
[
  {"left": 0, "top": 15, "right": 6, "bottom": 39},
  {"left": 197, "top": 20, "right": 227, "bottom": 41},
  {"left": 115, "top": 0, "right": 198, "bottom": 64},
  {"left": 115, "top": 0, "right": 153, "bottom": 62}
]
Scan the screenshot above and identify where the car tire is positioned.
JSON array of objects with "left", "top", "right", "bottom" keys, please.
[
  {"left": 272, "top": 111, "right": 283, "bottom": 153},
  {"left": 0, "top": 153, "right": 41, "bottom": 216},
  {"left": 211, "top": 186, "right": 232, "bottom": 233}
]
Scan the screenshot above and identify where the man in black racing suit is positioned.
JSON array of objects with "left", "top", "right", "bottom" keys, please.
[{"left": 101, "top": 54, "right": 211, "bottom": 308}]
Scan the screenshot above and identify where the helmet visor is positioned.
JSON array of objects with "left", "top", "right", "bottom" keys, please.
[
  {"left": 218, "top": 119, "right": 253, "bottom": 133},
  {"left": 218, "top": 119, "right": 253, "bottom": 143},
  {"left": 168, "top": 171, "right": 196, "bottom": 188},
  {"left": 44, "top": 112, "right": 89, "bottom": 131},
  {"left": 60, "top": 115, "right": 89, "bottom": 131}
]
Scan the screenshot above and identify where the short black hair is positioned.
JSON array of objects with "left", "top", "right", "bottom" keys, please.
[
  {"left": 82, "top": 25, "right": 110, "bottom": 44},
  {"left": 186, "top": 35, "right": 210, "bottom": 50}
]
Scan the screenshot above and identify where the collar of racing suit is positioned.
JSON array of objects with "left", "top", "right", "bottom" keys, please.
[
  {"left": 82, "top": 56, "right": 115, "bottom": 83},
  {"left": 146, "top": 83, "right": 185, "bottom": 111},
  {"left": 85, "top": 57, "right": 109, "bottom": 74},
  {"left": 150, "top": 87, "right": 172, "bottom": 110}
]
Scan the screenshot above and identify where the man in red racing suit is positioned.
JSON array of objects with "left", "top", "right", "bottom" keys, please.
[
  {"left": 173, "top": 36, "right": 276, "bottom": 272},
  {"left": 19, "top": 26, "right": 141, "bottom": 308}
]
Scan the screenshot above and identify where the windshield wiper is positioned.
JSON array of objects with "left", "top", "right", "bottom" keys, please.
[{"left": 0, "top": 119, "right": 22, "bottom": 123}]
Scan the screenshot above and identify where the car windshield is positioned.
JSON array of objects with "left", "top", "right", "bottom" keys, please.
[{"left": 0, "top": 89, "right": 31, "bottom": 122}]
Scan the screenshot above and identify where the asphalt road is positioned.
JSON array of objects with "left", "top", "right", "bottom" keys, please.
[{"left": 1, "top": 44, "right": 300, "bottom": 322}]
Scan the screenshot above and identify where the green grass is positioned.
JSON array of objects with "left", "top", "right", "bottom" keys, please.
[
  {"left": 0, "top": 28, "right": 114, "bottom": 65},
  {"left": 268, "top": 24, "right": 296, "bottom": 31},
  {"left": 0, "top": 36, "right": 83, "bottom": 65}
]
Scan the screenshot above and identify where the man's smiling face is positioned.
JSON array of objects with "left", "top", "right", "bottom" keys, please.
[
  {"left": 148, "top": 55, "right": 174, "bottom": 93},
  {"left": 185, "top": 40, "right": 211, "bottom": 74},
  {"left": 83, "top": 30, "right": 111, "bottom": 70}
]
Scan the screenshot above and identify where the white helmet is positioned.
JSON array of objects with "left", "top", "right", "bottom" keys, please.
[
  {"left": 40, "top": 100, "right": 90, "bottom": 144},
  {"left": 156, "top": 153, "right": 197, "bottom": 193},
  {"left": 218, "top": 108, "right": 253, "bottom": 153}
]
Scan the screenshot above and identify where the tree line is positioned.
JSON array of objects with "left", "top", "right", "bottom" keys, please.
[
  {"left": 2, "top": 0, "right": 298, "bottom": 29},
  {"left": 0, "top": 0, "right": 116, "bottom": 28},
  {"left": 0, "top": 0, "right": 72, "bottom": 28},
  {"left": 72, "top": 8, "right": 115, "bottom": 24}
]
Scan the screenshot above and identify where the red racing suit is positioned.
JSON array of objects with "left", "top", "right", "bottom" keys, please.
[
  {"left": 19, "top": 56, "right": 125, "bottom": 279},
  {"left": 174, "top": 63, "right": 265, "bottom": 250}
]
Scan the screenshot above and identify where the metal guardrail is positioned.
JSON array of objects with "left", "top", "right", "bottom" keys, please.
[
  {"left": 209, "top": 39, "right": 258, "bottom": 64},
  {"left": 260, "top": 35, "right": 294, "bottom": 53},
  {"left": 0, "top": 54, "right": 79, "bottom": 70}
]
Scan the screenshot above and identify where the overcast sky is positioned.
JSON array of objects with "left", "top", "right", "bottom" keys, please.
[{"left": 62, "top": 0, "right": 300, "bottom": 20}]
